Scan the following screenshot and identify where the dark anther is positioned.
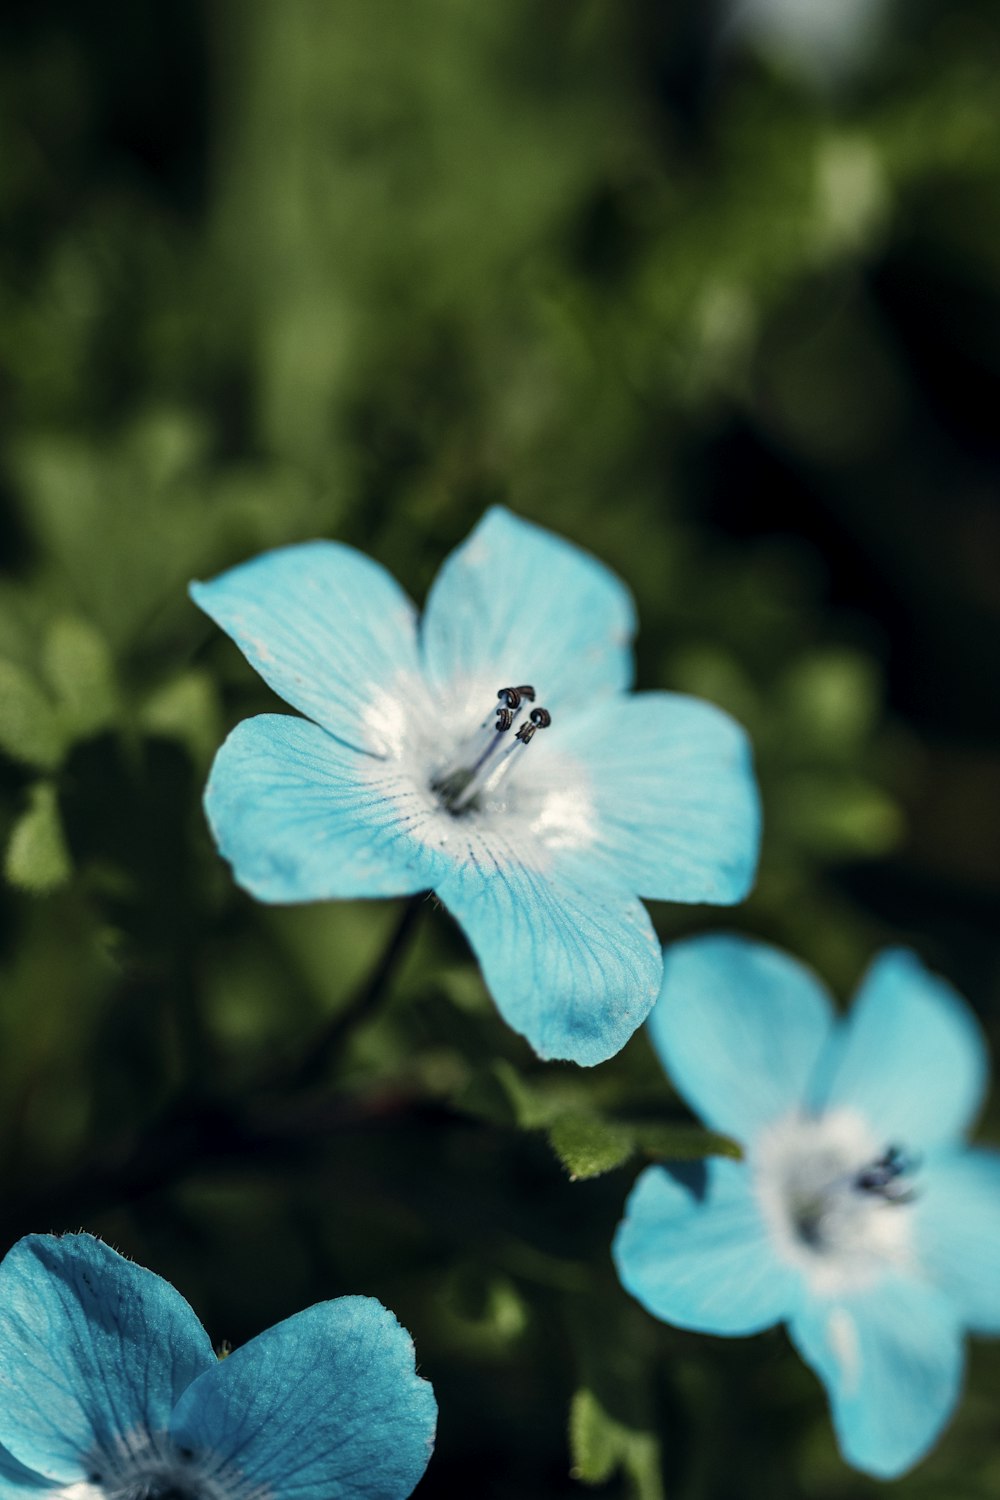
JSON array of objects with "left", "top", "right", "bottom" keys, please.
[
  {"left": 495, "top": 706, "right": 514, "bottom": 732},
  {"left": 855, "top": 1144, "right": 917, "bottom": 1200},
  {"left": 497, "top": 685, "right": 536, "bottom": 710},
  {"left": 515, "top": 706, "right": 551, "bottom": 745}
]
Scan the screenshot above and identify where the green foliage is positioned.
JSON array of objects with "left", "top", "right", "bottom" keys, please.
[
  {"left": 0, "top": 2, "right": 998, "bottom": 1496},
  {"left": 4, "top": 782, "right": 71, "bottom": 892},
  {"left": 549, "top": 1114, "right": 741, "bottom": 1182},
  {"left": 461, "top": 1060, "right": 739, "bottom": 1179},
  {"left": 549, "top": 1115, "right": 636, "bottom": 1182},
  {"left": 43, "top": 617, "right": 119, "bottom": 742},
  {"left": 0, "top": 660, "right": 64, "bottom": 770},
  {"left": 569, "top": 1388, "right": 663, "bottom": 1499}
]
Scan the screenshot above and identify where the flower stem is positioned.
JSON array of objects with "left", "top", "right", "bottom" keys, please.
[{"left": 278, "top": 893, "right": 427, "bottom": 1092}]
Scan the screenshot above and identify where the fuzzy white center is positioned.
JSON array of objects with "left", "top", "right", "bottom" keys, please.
[
  {"left": 360, "top": 671, "right": 597, "bottom": 871},
  {"left": 752, "top": 1108, "right": 916, "bottom": 1296}
]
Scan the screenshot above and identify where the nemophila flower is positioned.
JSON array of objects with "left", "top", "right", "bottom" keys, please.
[
  {"left": 0, "top": 1233, "right": 436, "bottom": 1500},
  {"left": 613, "top": 937, "right": 1000, "bottom": 1478},
  {"left": 191, "top": 507, "right": 760, "bottom": 1065}
]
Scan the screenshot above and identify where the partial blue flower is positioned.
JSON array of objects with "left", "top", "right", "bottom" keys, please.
[
  {"left": 191, "top": 508, "right": 761, "bottom": 1065},
  {"left": 613, "top": 937, "right": 1000, "bottom": 1479},
  {"left": 0, "top": 1233, "right": 436, "bottom": 1500},
  {"left": 725, "top": 0, "right": 890, "bottom": 84}
]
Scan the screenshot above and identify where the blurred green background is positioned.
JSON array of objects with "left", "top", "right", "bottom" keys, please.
[{"left": 0, "top": 1, "right": 998, "bottom": 1496}]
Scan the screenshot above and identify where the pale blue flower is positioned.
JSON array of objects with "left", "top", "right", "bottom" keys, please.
[
  {"left": 191, "top": 508, "right": 760, "bottom": 1065},
  {"left": 726, "top": 0, "right": 889, "bottom": 82},
  {"left": 0, "top": 1233, "right": 436, "bottom": 1500},
  {"left": 613, "top": 937, "right": 1000, "bottom": 1478}
]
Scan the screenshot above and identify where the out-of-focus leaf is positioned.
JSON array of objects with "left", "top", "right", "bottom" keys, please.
[
  {"left": 782, "top": 773, "right": 903, "bottom": 856},
  {"left": 631, "top": 1121, "right": 743, "bottom": 1162},
  {"left": 569, "top": 1388, "right": 664, "bottom": 1499},
  {"left": 43, "top": 615, "right": 119, "bottom": 739},
  {"left": 0, "top": 660, "right": 66, "bottom": 769},
  {"left": 778, "top": 648, "right": 880, "bottom": 754},
  {"left": 549, "top": 1112, "right": 740, "bottom": 1180},
  {"left": 548, "top": 1112, "right": 633, "bottom": 1181},
  {"left": 570, "top": 1388, "right": 620, "bottom": 1486},
  {"left": 438, "top": 1266, "right": 529, "bottom": 1356},
  {"left": 140, "top": 670, "right": 221, "bottom": 768},
  {"left": 5, "top": 782, "right": 71, "bottom": 892},
  {"left": 668, "top": 644, "right": 762, "bottom": 730}
]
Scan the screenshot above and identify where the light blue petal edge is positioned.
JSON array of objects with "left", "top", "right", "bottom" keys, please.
[
  {"left": 436, "top": 842, "right": 662, "bottom": 1066},
  {"left": 170, "top": 1296, "right": 436, "bottom": 1500},
  {"left": 554, "top": 692, "right": 761, "bottom": 905},
  {"left": 0, "top": 1234, "right": 215, "bottom": 1483},
  {"left": 648, "top": 934, "right": 836, "bottom": 1141},
  {"left": 204, "top": 714, "right": 443, "bottom": 902},
  {"left": 613, "top": 1160, "right": 795, "bottom": 1336},
  {"left": 812, "top": 948, "right": 988, "bottom": 1151},
  {"left": 788, "top": 1275, "right": 965, "bottom": 1479},
  {"left": 914, "top": 1147, "right": 1000, "bottom": 1335},
  {"left": 420, "top": 506, "right": 636, "bottom": 710},
  {"left": 191, "top": 540, "right": 421, "bottom": 756}
]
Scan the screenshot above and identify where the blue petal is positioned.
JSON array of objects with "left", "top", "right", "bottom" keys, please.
[
  {"left": 554, "top": 693, "right": 760, "bottom": 904},
  {"left": 421, "top": 507, "right": 636, "bottom": 710},
  {"left": 170, "top": 1297, "right": 436, "bottom": 1500},
  {"left": 435, "top": 845, "right": 662, "bottom": 1065},
  {"left": 204, "top": 714, "right": 444, "bottom": 901},
  {"left": 0, "top": 1235, "right": 215, "bottom": 1484},
  {"left": 0, "top": 1447, "right": 50, "bottom": 1498},
  {"left": 191, "top": 542, "right": 421, "bottom": 756},
  {"left": 813, "top": 949, "right": 988, "bottom": 1151},
  {"left": 648, "top": 936, "right": 835, "bottom": 1141},
  {"left": 613, "top": 1160, "right": 796, "bottom": 1335},
  {"left": 788, "top": 1275, "right": 964, "bottom": 1478},
  {"left": 913, "top": 1148, "right": 1000, "bottom": 1334}
]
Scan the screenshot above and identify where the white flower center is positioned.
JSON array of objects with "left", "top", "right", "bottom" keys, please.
[
  {"left": 62, "top": 1430, "right": 266, "bottom": 1500},
  {"left": 430, "top": 685, "right": 552, "bottom": 814},
  {"left": 361, "top": 671, "right": 595, "bottom": 868},
  {"left": 752, "top": 1108, "right": 917, "bottom": 1295}
]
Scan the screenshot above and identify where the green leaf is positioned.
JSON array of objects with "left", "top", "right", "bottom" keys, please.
[
  {"left": 438, "top": 1266, "right": 529, "bottom": 1355},
  {"left": 779, "top": 648, "right": 879, "bottom": 754},
  {"left": 569, "top": 1388, "right": 664, "bottom": 1500},
  {"left": 548, "top": 1112, "right": 739, "bottom": 1181},
  {"left": 548, "top": 1112, "right": 634, "bottom": 1181},
  {"left": 496, "top": 1061, "right": 562, "bottom": 1129},
  {"left": 5, "top": 782, "right": 71, "bottom": 893},
  {"left": 782, "top": 773, "right": 903, "bottom": 857},
  {"left": 0, "top": 659, "right": 66, "bottom": 769},
  {"left": 140, "top": 670, "right": 221, "bottom": 767},
  {"left": 631, "top": 1121, "right": 743, "bottom": 1162},
  {"left": 569, "top": 1387, "right": 620, "bottom": 1486},
  {"left": 43, "top": 615, "right": 119, "bottom": 739}
]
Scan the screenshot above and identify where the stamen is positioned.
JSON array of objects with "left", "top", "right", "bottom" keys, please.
[
  {"left": 432, "top": 686, "right": 551, "bottom": 813},
  {"left": 854, "top": 1145, "right": 918, "bottom": 1203},
  {"left": 497, "top": 685, "right": 537, "bottom": 709},
  {"left": 514, "top": 707, "right": 552, "bottom": 745}
]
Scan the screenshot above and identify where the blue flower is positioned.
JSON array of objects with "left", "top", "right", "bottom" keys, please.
[
  {"left": 191, "top": 507, "right": 760, "bottom": 1066},
  {"left": 727, "top": 0, "right": 885, "bottom": 80},
  {"left": 613, "top": 937, "right": 1000, "bottom": 1478},
  {"left": 0, "top": 1233, "right": 436, "bottom": 1500}
]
